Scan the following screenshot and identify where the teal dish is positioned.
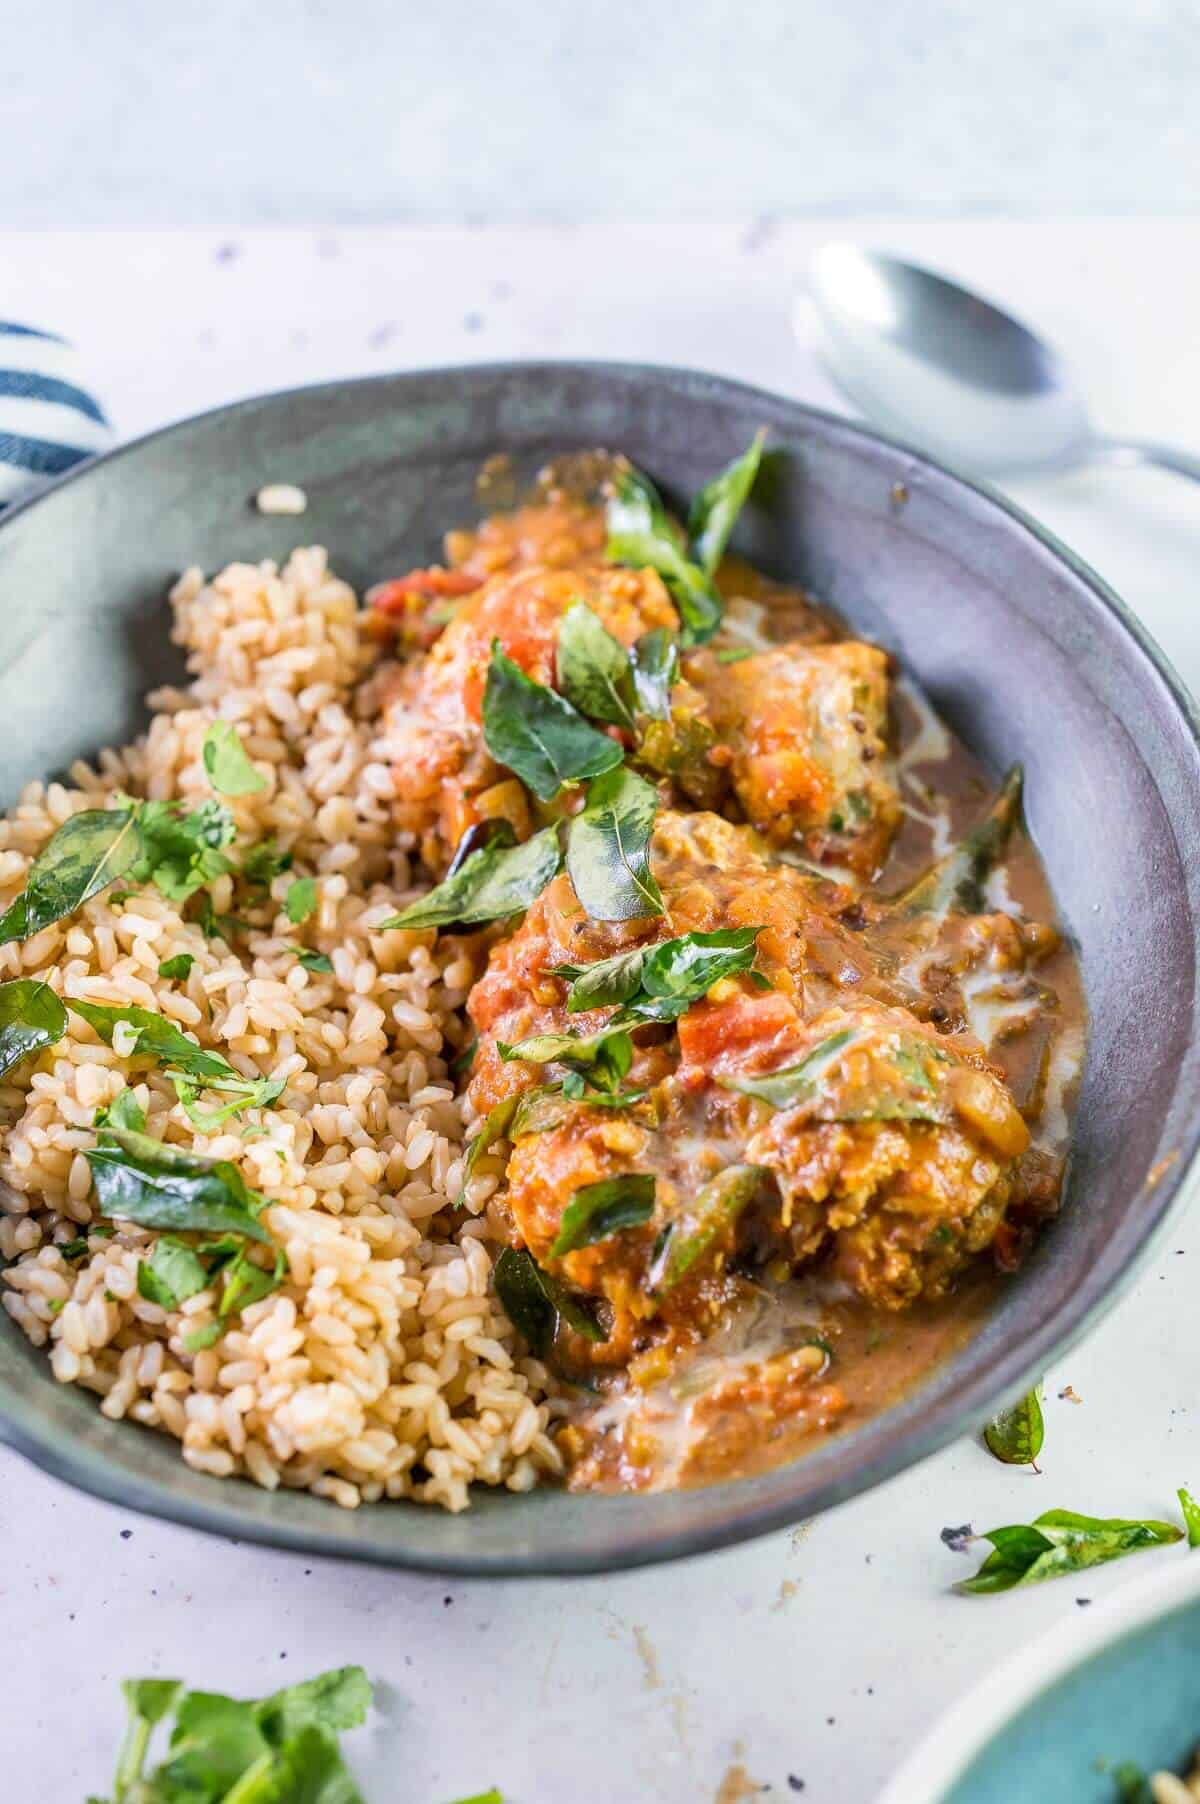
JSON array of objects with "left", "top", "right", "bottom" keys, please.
[
  {"left": 0, "top": 363, "right": 1197, "bottom": 1573},
  {"left": 881, "top": 1561, "right": 1200, "bottom": 1801}
]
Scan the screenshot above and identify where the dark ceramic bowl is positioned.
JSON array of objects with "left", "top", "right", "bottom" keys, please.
[{"left": 0, "top": 363, "right": 1197, "bottom": 1575}]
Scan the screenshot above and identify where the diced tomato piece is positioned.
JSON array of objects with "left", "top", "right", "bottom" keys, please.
[{"left": 677, "top": 987, "right": 805, "bottom": 1081}]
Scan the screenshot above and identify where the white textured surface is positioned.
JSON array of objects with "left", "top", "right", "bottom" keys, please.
[
  {"left": 2, "top": 222, "right": 1200, "bottom": 1803},
  {"left": 4, "top": 3, "right": 1200, "bottom": 222}
]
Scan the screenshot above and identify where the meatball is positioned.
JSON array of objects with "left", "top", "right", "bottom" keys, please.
[
  {"left": 382, "top": 560, "right": 676, "bottom": 864},
  {"left": 688, "top": 639, "right": 901, "bottom": 877}
]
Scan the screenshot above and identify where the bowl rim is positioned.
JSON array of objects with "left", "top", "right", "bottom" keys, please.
[
  {"left": 877, "top": 1552, "right": 1200, "bottom": 1803},
  {"left": 1, "top": 357, "right": 1199, "bottom": 1576}
]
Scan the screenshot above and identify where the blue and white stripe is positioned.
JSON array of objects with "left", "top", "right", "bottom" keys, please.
[{"left": 0, "top": 322, "right": 112, "bottom": 508}]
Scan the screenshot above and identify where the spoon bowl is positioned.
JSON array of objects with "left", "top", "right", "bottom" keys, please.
[{"left": 805, "top": 242, "right": 1200, "bottom": 483}]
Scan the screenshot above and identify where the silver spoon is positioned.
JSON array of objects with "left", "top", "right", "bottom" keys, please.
[{"left": 803, "top": 242, "right": 1200, "bottom": 484}]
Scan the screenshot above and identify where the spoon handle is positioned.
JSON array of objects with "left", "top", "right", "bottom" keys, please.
[{"left": 1089, "top": 437, "right": 1200, "bottom": 485}]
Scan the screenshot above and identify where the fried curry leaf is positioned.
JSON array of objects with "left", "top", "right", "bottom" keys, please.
[
  {"left": 956, "top": 1509, "right": 1183, "bottom": 1595},
  {"left": 605, "top": 466, "right": 723, "bottom": 645},
  {"left": 890, "top": 765, "right": 1024, "bottom": 918},
  {"left": 630, "top": 627, "right": 680, "bottom": 721},
  {"left": 1178, "top": 1486, "right": 1200, "bottom": 1548},
  {"left": 482, "top": 641, "right": 623, "bottom": 803},
  {"left": 0, "top": 978, "right": 67, "bottom": 1078},
  {"left": 560, "top": 1069, "right": 647, "bottom": 1108},
  {"left": 493, "top": 1246, "right": 604, "bottom": 1356},
  {"left": 286, "top": 877, "right": 318, "bottom": 924},
  {"left": 687, "top": 429, "right": 767, "bottom": 576},
  {"left": 136, "top": 1236, "right": 211, "bottom": 1311},
  {"left": 0, "top": 806, "right": 144, "bottom": 944},
  {"left": 202, "top": 719, "right": 268, "bottom": 797},
  {"left": 498, "top": 1025, "right": 634, "bottom": 1095},
  {"left": 984, "top": 1385, "right": 1045, "bottom": 1467},
  {"left": 550, "top": 946, "right": 650, "bottom": 1011},
  {"left": 722, "top": 1028, "right": 857, "bottom": 1108},
  {"left": 382, "top": 824, "right": 562, "bottom": 931},
  {"left": 549, "top": 1173, "right": 656, "bottom": 1258},
  {"left": 86, "top": 1127, "right": 273, "bottom": 1243},
  {"left": 648, "top": 1164, "right": 768, "bottom": 1296},
  {"left": 455, "top": 1093, "right": 523, "bottom": 1206},
  {"left": 71, "top": 998, "right": 238, "bottom": 1084},
  {"left": 556, "top": 601, "right": 637, "bottom": 731},
  {"left": 552, "top": 928, "right": 761, "bottom": 1024},
  {"left": 566, "top": 764, "right": 663, "bottom": 922}
]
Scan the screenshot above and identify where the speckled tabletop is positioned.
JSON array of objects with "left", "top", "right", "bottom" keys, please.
[{"left": 3, "top": 222, "right": 1200, "bottom": 1803}]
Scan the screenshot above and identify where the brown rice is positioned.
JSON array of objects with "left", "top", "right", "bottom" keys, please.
[{"left": 0, "top": 548, "right": 562, "bottom": 1511}]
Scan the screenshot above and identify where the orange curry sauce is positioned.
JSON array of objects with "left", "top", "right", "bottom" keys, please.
[{"left": 371, "top": 456, "right": 1085, "bottom": 1493}]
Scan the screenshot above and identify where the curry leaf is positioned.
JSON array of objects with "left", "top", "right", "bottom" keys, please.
[
  {"left": 137, "top": 1236, "right": 211, "bottom": 1311},
  {"left": 560, "top": 1069, "right": 646, "bottom": 1108},
  {"left": 0, "top": 807, "right": 144, "bottom": 944},
  {"left": 724, "top": 1025, "right": 950, "bottom": 1124},
  {"left": 455, "top": 1092, "right": 522, "bottom": 1206},
  {"left": 629, "top": 628, "right": 680, "bottom": 721},
  {"left": 482, "top": 642, "right": 623, "bottom": 802},
  {"left": 0, "top": 978, "right": 67, "bottom": 1078},
  {"left": 158, "top": 953, "right": 196, "bottom": 981},
  {"left": 556, "top": 601, "right": 637, "bottom": 730},
  {"left": 86, "top": 1127, "right": 273, "bottom": 1243},
  {"left": 493, "top": 1246, "right": 604, "bottom": 1357},
  {"left": 550, "top": 946, "right": 650, "bottom": 1012},
  {"left": 552, "top": 928, "right": 761, "bottom": 1023},
  {"left": 1179, "top": 1487, "right": 1200, "bottom": 1548},
  {"left": 984, "top": 1385, "right": 1045, "bottom": 1467},
  {"left": 622, "top": 928, "right": 760, "bottom": 1020},
  {"left": 549, "top": 1173, "right": 656, "bottom": 1258},
  {"left": 687, "top": 430, "right": 767, "bottom": 576},
  {"left": 721, "top": 1028, "right": 857, "bottom": 1108},
  {"left": 286, "top": 877, "right": 317, "bottom": 924},
  {"left": 956, "top": 1509, "right": 1183, "bottom": 1595},
  {"left": 203, "top": 720, "right": 268, "bottom": 797},
  {"left": 890, "top": 766, "right": 1024, "bottom": 918},
  {"left": 648, "top": 1164, "right": 767, "bottom": 1296},
  {"left": 381, "top": 824, "right": 562, "bottom": 931},
  {"left": 605, "top": 466, "right": 723, "bottom": 645},
  {"left": 566, "top": 765, "right": 663, "bottom": 922},
  {"left": 498, "top": 1026, "right": 634, "bottom": 1094}
]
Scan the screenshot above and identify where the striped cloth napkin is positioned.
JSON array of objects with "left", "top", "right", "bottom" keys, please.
[{"left": 0, "top": 320, "right": 113, "bottom": 508}]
